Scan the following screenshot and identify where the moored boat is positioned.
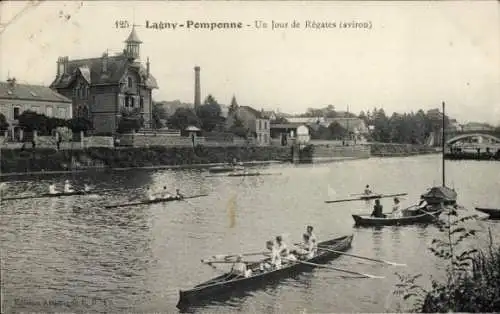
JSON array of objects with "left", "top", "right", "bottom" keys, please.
[
  {"left": 1, "top": 190, "right": 96, "bottom": 201},
  {"left": 475, "top": 207, "right": 500, "bottom": 219},
  {"left": 352, "top": 210, "right": 441, "bottom": 227},
  {"left": 177, "top": 234, "right": 353, "bottom": 309}
]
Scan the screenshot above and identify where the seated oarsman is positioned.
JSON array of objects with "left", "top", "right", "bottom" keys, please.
[
  {"left": 146, "top": 187, "right": 156, "bottom": 201},
  {"left": 294, "top": 233, "right": 317, "bottom": 260},
  {"left": 175, "top": 189, "right": 184, "bottom": 200},
  {"left": 161, "top": 186, "right": 174, "bottom": 199},
  {"left": 370, "top": 199, "right": 385, "bottom": 218},
  {"left": 261, "top": 240, "right": 282, "bottom": 270},
  {"left": 64, "top": 180, "right": 74, "bottom": 193},
  {"left": 275, "top": 235, "right": 299, "bottom": 263},
  {"left": 364, "top": 185, "right": 372, "bottom": 195},
  {"left": 231, "top": 255, "right": 252, "bottom": 278},
  {"left": 306, "top": 225, "right": 317, "bottom": 244},
  {"left": 83, "top": 184, "right": 91, "bottom": 192},
  {"left": 49, "top": 183, "right": 59, "bottom": 194}
]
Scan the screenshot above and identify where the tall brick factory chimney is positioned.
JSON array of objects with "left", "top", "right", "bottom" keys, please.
[{"left": 194, "top": 66, "right": 201, "bottom": 109}]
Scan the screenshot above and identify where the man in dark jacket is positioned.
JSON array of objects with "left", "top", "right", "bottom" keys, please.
[{"left": 371, "top": 199, "right": 385, "bottom": 218}]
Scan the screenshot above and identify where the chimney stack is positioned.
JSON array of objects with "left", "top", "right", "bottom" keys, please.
[
  {"left": 146, "top": 57, "right": 150, "bottom": 78},
  {"left": 7, "top": 77, "right": 16, "bottom": 88},
  {"left": 102, "top": 52, "right": 108, "bottom": 73},
  {"left": 194, "top": 66, "right": 201, "bottom": 108}
]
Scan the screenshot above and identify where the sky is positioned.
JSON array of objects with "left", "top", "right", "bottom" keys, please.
[{"left": 0, "top": 1, "right": 499, "bottom": 125}]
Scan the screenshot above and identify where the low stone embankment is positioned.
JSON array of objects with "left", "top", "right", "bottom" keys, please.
[
  {"left": 0, "top": 146, "right": 292, "bottom": 175},
  {"left": 369, "top": 143, "right": 439, "bottom": 157}
]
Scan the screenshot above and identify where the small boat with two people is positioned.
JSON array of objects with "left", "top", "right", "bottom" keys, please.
[{"left": 352, "top": 196, "right": 443, "bottom": 227}]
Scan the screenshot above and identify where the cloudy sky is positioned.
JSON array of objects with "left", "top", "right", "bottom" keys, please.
[{"left": 0, "top": 1, "right": 499, "bottom": 125}]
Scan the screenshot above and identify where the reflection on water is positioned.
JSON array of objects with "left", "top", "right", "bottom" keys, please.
[{"left": 1, "top": 156, "right": 500, "bottom": 313}]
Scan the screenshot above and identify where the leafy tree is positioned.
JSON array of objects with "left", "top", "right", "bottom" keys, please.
[
  {"left": 117, "top": 108, "right": 144, "bottom": 133},
  {"left": 272, "top": 116, "right": 289, "bottom": 124},
  {"left": 197, "top": 95, "right": 226, "bottom": 132},
  {"left": 68, "top": 117, "right": 92, "bottom": 133},
  {"left": 0, "top": 113, "right": 8, "bottom": 131},
  {"left": 152, "top": 102, "right": 168, "bottom": 129},
  {"left": 17, "top": 110, "right": 47, "bottom": 133},
  {"left": 228, "top": 115, "right": 248, "bottom": 138},
  {"left": 328, "top": 121, "right": 348, "bottom": 138},
  {"left": 168, "top": 107, "right": 201, "bottom": 130}
]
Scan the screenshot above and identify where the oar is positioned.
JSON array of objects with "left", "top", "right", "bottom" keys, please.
[
  {"left": 325, "top": 193, "right": 408, "bottom": 204},
  {"left": 317, "top": 246, "right": 407, "bottom": 266},
  {"left": 202, "top": 251, "right": 270, "bottom": 263},
  {"left": 283, "top": 258, "right": 384, "bottom": 279}
]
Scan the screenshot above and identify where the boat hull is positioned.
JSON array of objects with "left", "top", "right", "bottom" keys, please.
[
  {"left": 177, "top": 234, "right": 353, "bottom": 309},
  {"left": 104, "top": 194, "right": 208, "bottom": 209},
  {"left": 352, "top": 211, "right": 441, "bottom": 227},
  {"left": 475, "top": 207, "right": 500, "bottom": 219},
  {"left": 208, "top": 166, "right": 245, "bottom": 173}
]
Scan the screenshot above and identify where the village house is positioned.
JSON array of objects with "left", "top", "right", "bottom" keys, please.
[
  {"left": 0, "top": 78, "right": 72, "bottom": 139},
  {"left": 50, "top": 27, "right": 158, "bottom": 134},
  {"left": 226, "top": 105, "right": 271, "bottom": 145}
]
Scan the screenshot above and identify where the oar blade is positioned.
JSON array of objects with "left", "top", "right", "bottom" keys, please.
[{"left": 364, "top": 274, "right": 385, "bottom": 279}]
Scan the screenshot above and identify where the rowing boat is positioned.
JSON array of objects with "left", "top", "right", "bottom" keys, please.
[
  {"left": 352, "top": 210, "right": 441, "bottom": 227},
  {"left": 208, "top": 165, "right": 245, "bottom": 173},
  {"left": 325, "top": 192, "right": 407, "bottom": 204},
  {"left": 176, "top": 234, "right": 353, "bottom": 309},
  {"left": 475, "top": 207, "right": 500, "bottom": 219},
  {"left": 206, "top": 172, "right": 279, "bottom": 178},
  {"left": 104, "top": 194, "right": 208, "bottom": 209},
  {"left": 1, "top": 190, "right": 98, "bottom": 201}
]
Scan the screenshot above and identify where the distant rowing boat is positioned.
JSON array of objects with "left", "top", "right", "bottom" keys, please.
[
  {"left": 104, "top": 194, "right": 209, "bottom": 209},
  {"left": 208, "top": 165, "right": 245, "bottom": 173},
  {"left": 1, "top": 190, "right": 103, "bottom": 201},
  {"left": 206, "top": 172, "right": 280, "bottom": 178},
  {"left": 325, "top": 193, "right": 407, "bottom": 204}
]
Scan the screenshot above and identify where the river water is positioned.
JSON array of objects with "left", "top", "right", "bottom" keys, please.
[{"left": 1, "top": 155, "right": 499, "bottom": 313}]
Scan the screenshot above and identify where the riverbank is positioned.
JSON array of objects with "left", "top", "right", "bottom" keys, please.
[
  {"left": 0, "top": 146, "right": 291, "bottom": 177},
  {"left": 369, "top": 143, "right": 440, "bottom": 157}
]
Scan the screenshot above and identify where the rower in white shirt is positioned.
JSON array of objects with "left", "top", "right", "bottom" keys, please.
[
  {"left": 231, "top": 255, "right": 252, "bottom": 278},
  {"left": 146, "top": 187, "right": 156, "bottom": 201},
  {"left": 63, "top": 180, "right": 74, "bottom": 193},
  {"left": 49, "top": 183, "right": 59, "bottom": 194},
  {"left": 161, "top": 186, "right": 172, "bottom": 199},
  {"left": 391, "top": 197, "right": 403, "bottom": 218},
  {"left": 83, "top": 184, "right": 91, "bottom": 192}
]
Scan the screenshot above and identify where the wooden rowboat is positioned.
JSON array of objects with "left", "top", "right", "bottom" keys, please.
[
  {"left": 104, "top": 194, "right": 208, "bottom": 209},
  {"left": 352, "top": 210, "right": 441, "bottom": 227},
  {"left": 208, "top": 165, "right": 245, "bottom": 173},
  {"left": 206, "top": 172, "right": 280, "bottom": 178},
  {"left": 475, "top": 207, "right": 500, "bottom": 219},
  {"left": 176, "top": 234, "right": 353, "bottom": 309}
]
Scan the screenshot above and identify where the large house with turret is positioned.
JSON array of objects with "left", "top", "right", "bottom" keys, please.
[{"left": 50, "top": 27, "right": 158, "bottom": 134}]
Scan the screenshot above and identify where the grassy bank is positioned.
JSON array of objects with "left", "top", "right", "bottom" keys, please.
[{"left": 0, "top": 146, "right": 292, "bottom": 174}]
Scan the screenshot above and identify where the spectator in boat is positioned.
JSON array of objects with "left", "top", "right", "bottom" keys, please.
[
  {"left": 49, "top": 183, "right": 59, "bottom": 194},
  {"left": 371, "top": 199, "right": 385, "bottom": 218},
  {"left": 175, "top": 189, "right": 184, "bottom": 200},
  {"left": 364, "top": 185, "right": 372, "bottom": 195},
  {"left": 146, "top": 187, "right": 156, "bottom": 201},
  {"left": 231, "top": 255, "right": 252, "bottom": 278},
  {"left": 64, "top": 180, "right": 74, "bottom": 193},
  {"left": 417, "top": 196, "right": 429, "bottom": 210},
  {"left": 391, "top": 197, "right": 403, "bottom": 218}
]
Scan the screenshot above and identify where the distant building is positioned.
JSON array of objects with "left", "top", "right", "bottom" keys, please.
[
  {"left": 461, "top": 122, "right": 495, "bottom": 132},
  {"left": 226, "top": 105, "right": 270, "bottom": 145},
  {"left": 0, "top": 77, "right": 72, "bottom": 136},
  {"left": 50, "top": 27, "right": 158, "bottom": 134}
]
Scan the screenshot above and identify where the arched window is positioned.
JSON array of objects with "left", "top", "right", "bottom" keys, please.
[{"left": 127, "top": 77, "right": 133, "bottom": 88}]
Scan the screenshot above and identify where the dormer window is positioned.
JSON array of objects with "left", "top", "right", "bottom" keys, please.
[{"left": 30, "top": 91, "right": 37, "bottom": 97}]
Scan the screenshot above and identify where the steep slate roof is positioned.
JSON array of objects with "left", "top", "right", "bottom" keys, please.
[
  {"left": 240, "top": 106, "right": 269, "bottom": 119},
  {"left": 0, "top": 81, "right": 71, "bottom": 103},
  {"left": 50, "top": 55, "right": 158, "bottom": 89},
  {"left": 126, "top": 27, "right": 142, "bottom": 43}
]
